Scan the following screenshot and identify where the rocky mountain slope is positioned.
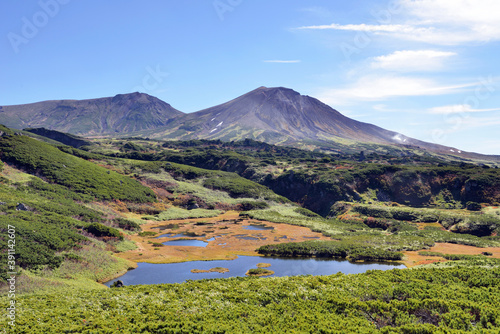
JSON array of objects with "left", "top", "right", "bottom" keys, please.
[
  {"left": 2, "top": 87, "right": 498, "bottom": 162},
  {"left": 0, "top": 92, "right": 182, "bottom": 136},
  {"left": 140, "top": 86, "right": 498, "bottom": 161}
]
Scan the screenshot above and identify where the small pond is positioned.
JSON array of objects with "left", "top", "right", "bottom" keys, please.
[
  {"left": 104, "top": 256, "right": 405, "bottom": 286},
  {"left": 161, "top": 239, "right": 208, "bottom": 247},
  {"left": 243, "top": 224, "right": 274, "bottom": 231}
]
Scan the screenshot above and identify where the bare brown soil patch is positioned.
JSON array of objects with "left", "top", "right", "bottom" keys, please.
[
  {"left": 115, "top": 211, "right": 331, "bottom": 264},
  {"left": 403, "top": 243, "right": 500, "bottom": 267}
]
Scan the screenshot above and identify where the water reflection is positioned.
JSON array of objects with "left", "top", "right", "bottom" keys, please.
[{"left": 105, "top": 256, "right": 405, "bottom": 286}]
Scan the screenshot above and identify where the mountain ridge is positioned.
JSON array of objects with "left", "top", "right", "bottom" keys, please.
[
  {"left": 0, "top": 92, "right": 183, "bottom": 136},
  {"left": 134, "top": 86, "right": 498, "bottom": 161},
  {"left": 1, "top": 87, "right": 498, "bottom": 162}
]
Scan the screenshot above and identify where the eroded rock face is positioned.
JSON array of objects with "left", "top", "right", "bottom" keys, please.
[
  {"left": 16, "top": 203, "right": 31, "bottom": 211},
  {"left": 187, "top": 203, "right": 200, "bottom": 210}
]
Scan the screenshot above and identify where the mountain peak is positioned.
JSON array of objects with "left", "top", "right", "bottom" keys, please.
[
  {"left": 111, "top": 91, "right": 158, "bottom": 103},
  {"left": 113, "top": 91, "right": 145, "bottom": 99},
  {"left": 0, "top": 93, "right": 183, "bottom": 135},
  {"left": 252, "top": 86, "right": 298, "bottom": 93}
]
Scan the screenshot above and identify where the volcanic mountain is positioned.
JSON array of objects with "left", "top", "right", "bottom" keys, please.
[
  {"left": 145, "top": 86, "right": 478, "bottom": 158},
  {"left": 1, "top": 86, "right": 498, "bottom": 161},
  {"left": 0, "top": 92, "right": 182, "bottom": 136},
  {"left": 155, "top": 86, "right": 405, "bottom": 143}
]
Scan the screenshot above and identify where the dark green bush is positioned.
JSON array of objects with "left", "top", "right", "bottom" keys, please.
[
  {"left": 258, "top": 240, "right": 403, "bottom": 262},
  {"left": 138, "top": 231, "right": 157, "bottom": 237},
  {"left": 203, "top": 176, "right": 271, "bottom": 199},
  {"left": 238, "top": 201, "right": 269, "bottom": 211},
  {"left": 466, "top": 201, "right": 482, "bottom": 211},
  {"left": 114, "top": 218, "right": 141, "bottom": 231},
  {"left": 85, "top": 223, "right": 123, "bottom": 240}
]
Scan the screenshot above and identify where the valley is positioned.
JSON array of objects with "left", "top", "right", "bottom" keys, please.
[{"left": 0, "top": 123, "right": 499, "bottom": 332}]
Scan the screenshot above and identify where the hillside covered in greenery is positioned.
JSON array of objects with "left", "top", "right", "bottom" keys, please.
[
  {"left": 92, "top": 138, "right": 500, "bottom": 215},
  {"left": 1, "top": 125, "right": 500, "bottom": 333}
]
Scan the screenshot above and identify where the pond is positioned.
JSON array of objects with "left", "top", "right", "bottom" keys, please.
[
  {"left": 161, "top": 239, "right": 208, "bottom": 247},
  {"left": 104, "top": 256, "right": 405, "bottom": 286},
  {"left": 243, "top": 224, "right": 274, "bottom": 231}
]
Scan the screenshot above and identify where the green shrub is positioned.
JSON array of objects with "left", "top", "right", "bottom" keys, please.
[
  {"left": 247, "top": 268, "right": 273, "bottom": 276},
  {"left": 114, "top": 218, "right": 141, "bottom": 231},
  {"left": 466, "top": 201, "right": 482, "bottom": 211},
  {"left": 258, "top": 240, "right": 403, "bottom": 262},
  {"left": 238, "top": 201, "right": 269, "bottom": 211},
  {"left": 138, "top": 231, "right": 157, "bottom": 237},
  {"left": 203, "top": 176, "right": 271, "bottom": 199},
  {"left": 85, "top": 223, "right": 123, "bottom": 240},
  {"left": 353, "top": 205, "right": 393, "bottom": 219}
]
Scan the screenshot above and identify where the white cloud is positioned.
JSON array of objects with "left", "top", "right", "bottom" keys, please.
[
  {"left": 263, "top": 60, "right": 301, "bottom": 63},
  {"left": 371, "top": 50, "right": 456, "bottom": 72},
  {"left": 316, "top": 75, "right": 475, "bottom": 105},
  {"left": 428, "top": 104, "right": 500, "bottom": 114},
  {"left": 297, "top": 23, "right": 419, "bottom": 33},
  {"left": 297, "top": 0, "right": 500, "bottom": 45}
]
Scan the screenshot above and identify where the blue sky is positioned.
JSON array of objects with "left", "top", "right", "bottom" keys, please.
[{"left": 1, "top": 0, "right": 499, "bottom": 154}]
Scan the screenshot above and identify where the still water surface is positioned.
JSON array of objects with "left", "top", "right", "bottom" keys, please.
[{"left": 104, "top": 256, "right": 405, "bottom": 286}]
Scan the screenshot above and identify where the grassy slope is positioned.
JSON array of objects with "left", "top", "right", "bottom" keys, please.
[
  {"left": 0, "top": 134, "right": 155, "bottom": 202},
  {"left": 0, "top": 131, "right": 155, "bottom": 290}
]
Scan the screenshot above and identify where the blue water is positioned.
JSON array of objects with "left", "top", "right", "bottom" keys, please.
[
  {"left": 243, "top": 224, "right": 274, "bottom": 231},
  {"left": 162, "top": 239, "right": 208, "bottom": 247},
  {"left": 104, "top": 256, "right": 405, "bottom": 286}
]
